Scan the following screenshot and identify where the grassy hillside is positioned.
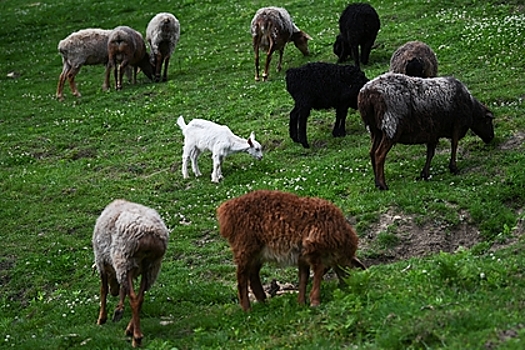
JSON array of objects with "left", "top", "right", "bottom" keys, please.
[{"left": 1, "top": 0, "right": 524, "bottom": 348}]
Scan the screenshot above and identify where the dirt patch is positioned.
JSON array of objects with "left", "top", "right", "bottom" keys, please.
[
  {"left": 498, "top": 131, "right": 525, "bottom": 150},
  {"left": 359, "top": 208, "right": 483, "bottom": 266}
]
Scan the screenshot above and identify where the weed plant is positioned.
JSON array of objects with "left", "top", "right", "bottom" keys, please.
[{"left": 1, "top": 0, "right": 524, "bottom": 349}]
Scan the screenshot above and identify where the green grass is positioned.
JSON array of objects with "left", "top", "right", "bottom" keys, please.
[{"left": 1, "top": 0, "right": 525, "bottom": 348}]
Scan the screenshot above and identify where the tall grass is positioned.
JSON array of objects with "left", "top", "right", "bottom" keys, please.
[{"left": 1, "top": 0, "right": 524, "bottom": 348}]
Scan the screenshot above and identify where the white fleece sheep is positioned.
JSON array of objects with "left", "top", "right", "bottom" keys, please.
[
  {"left": 177, "top": 116, "right": 263, "bottom": 183},
  {"left": 93, "top": 199, "right": 169, "bottom": 348},
  {"left": 146, "top": 12, "right": 180, "bottom": 82}
]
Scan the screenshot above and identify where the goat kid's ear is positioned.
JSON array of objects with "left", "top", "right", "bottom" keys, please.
[{"left": 247, "top": 132, "right": 256, "bottom": 147}]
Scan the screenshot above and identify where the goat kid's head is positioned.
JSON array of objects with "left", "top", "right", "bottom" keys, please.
[
  {"left": 247, "top": 132, "right": 263, "bottom": 160},
  {"left": 291, "top": 31, "right": 312, "bottom": 56}
]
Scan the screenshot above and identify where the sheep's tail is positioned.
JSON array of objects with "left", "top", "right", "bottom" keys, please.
[{"left": 176, "top": 115, "right": 187, "bottom": 131}]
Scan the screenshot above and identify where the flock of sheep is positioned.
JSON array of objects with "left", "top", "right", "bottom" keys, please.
[{"left": 79, "top": 3, "right": 496, "bottom": 347}]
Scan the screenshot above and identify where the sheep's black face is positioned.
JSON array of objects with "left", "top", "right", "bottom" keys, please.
[{"left": 472, "top": 109, "right": 495, "bottom": 144}]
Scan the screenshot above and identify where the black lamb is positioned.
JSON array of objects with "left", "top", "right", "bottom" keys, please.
[
  {"left": 333, "top": 3, "right": 380, "bottom": 67},
  {"left": 285, "top": 62, "right": 369, "bottom": 148}
]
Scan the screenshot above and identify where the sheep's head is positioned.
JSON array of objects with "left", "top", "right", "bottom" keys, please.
[
  {"left": 291, "top": 30, "right": 312, "bottom": 56},
  {"left": 471, "top": 104, "right": 495, "bottom": 144},
  {"left": 247, "top": 132, "right": 263, "bottom": 160}
]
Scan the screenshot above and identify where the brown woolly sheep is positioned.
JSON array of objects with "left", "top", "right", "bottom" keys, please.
[
  {"left": 389, "top": 41, "right": 438, "bottom": 78},
  {"left": 93, "top": 199, "right": 169, "bottom": 347},
  {"left": 358, "top": 73, "right": 495, "bottom": 190},
  {"left": 107, "top": 26, "right": 154, "bottom": 90},
  {"left": 217, "top": 190, "right": 366, "bottom": 311},
  {"left": 251, "top": 6, "right": 312, "bottom": 81}
]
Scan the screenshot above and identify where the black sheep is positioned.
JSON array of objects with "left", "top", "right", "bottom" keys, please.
[
  {"left": 333, "top": 3, "right": 380, "bottom": 67},
  {"left": 285, "top": 62, "right": 369, "bottom": 148},
  {"left": 358, "top": 73, "right": 495, "bottom": 190},
  {"left": 389, "top": 41, "right": 438, "bottom": 78}
]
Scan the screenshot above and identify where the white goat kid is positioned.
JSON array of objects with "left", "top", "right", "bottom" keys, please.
[{"left": 177, "top": 116, "right": 263, "bottom": 183}]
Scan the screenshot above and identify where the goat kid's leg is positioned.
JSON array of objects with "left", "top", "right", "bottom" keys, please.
[
  {"left": 332, "top": 107, "right": 348, "bottom": 137},
  {"left": 420, "top": 142, "right": 437, "bottom": 180},
  {"left": 97, "top": 271, "right": 109, "bottom": 325},
  {"left": 297, "top": 262, "right": 310, "bottom": 305},
  {"left": 189, "top": 149, "right": 202, "bottom": 177},
  {"left": 211, "top": 153, "right": 223, "bottom": 183},
  {"left": 249, "top": 263, "right": 266, "bottom": 303}
]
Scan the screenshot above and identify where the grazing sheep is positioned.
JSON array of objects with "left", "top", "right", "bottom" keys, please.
[
  {"left": 56, "top": 28, "right": 131, "bottom": 101},
  {"left": 217, "top": 189, "right": 366, "bottom": 311},
  {"left": 93, "top": 199, "right": 169, "bottom": 348},
  {"left": 107, "top": 26, "right": 154, "bottom": 90},
  {"left": 146, "top": 12, "right": 181, "bottom": 82},
  {"left": 177, "top": 116, "right": 263, "bottom": 183},
  {"left": 333, "top": 3, "right": 380, "bottom": 67},
  {"left": 251, "top": 6, "right": 312, "bottom": 81},
  {"left": 358, "top": 73, "right": 495, "bottom": 190},
  {"left": 389, "top": 41, "right": 438, "bottom": 78},
  {"left": 285, "top": 62, "right": 369, "bottom": 148}
]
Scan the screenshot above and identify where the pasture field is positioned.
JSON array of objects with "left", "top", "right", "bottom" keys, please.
[{"left": 1, "top": 0, "right": 524, "bottom": 348}]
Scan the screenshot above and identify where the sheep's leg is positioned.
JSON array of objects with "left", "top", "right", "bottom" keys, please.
[
  {"left": 103, "top": 64, "right": 111, "bottom": 91},
  {"left": 374, "top": 134, "right": 393, "bottom": 190},
  {"left": 297, "top": 108, "right": 311, "bottom": 148},
  {"left": 113, "top": 285, "right": 127, "bottom": 322},
  {"left": 309, "top": 262, "right": 325, "bottom": 307},
  {"left": 333, "top": 107, "right": 348, "bottom": 137},
  {"left": 289, "top": 105, "right": 301, "bottom": 143},
  {"left": 66, "top": 66, "right": 82, "bottom": 97},
  {"left": 113, "top": 64, "right": 121, "bottom": 90},
  {"left": 253, "top": 36, "right": 261, "bottom": 81},
  {"left": 360, "top": 39, "right": 375, "bottom": 65},
  {"left": 97, "top": 271, "right": 109, "bottom": 325},
  {"left": 369, "top": 132, "right": 381, "bottom": 179},
  {"left": 351, "top": 45, "right": 360, "bottom": 68},
  {"left": 448, "top": 137, "right": 460, "bottom": 175},
  {"left": 125, "top": 274, "right": 145, "bottom": 348},
  {"left": 56, "top": 62, "right": 71, "bottom": 101},
  {"left": 276, "top": 48, "right": 284, "bottom": 72},
  {"left": 162, "top": 56, "right": 170, "bottom": 82},
  {"left": 420, "top": 142, "right": 437, "bottom": 180},
  {"left": 249, "top": 262, "right": 266, "bottom": 303},
  {"left": 297, "top": 261, "right": 310, "bottom": 305},
  {"left": 262, "top": 39, "right": 275, "bottom": 81},
  {"left": 236, "top": 263, "right": 251, "bottom": 311}
]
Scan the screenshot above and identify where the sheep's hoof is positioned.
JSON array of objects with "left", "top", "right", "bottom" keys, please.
[
  {"left": 131, "top": 336, "right": 142, "bottom": 348},
  {"left": 112, "top": 309, "right": 124, "bottom": 322},
  {"left": 97, "top": 317, "right": 107, "bottom": 325}
]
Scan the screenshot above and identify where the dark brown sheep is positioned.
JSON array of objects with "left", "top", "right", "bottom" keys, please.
[
  {"left": 389, "top": 41, "right": 438, "bottom": 78},
  {"left": 251, "top": 7, "right": 312, "bottom": 81},
  {"left": 217, "top": 190, "right": 366, "bottom": 311},
  {"left": 358, "top": 73, "right": 495, "bottom": 190},
  {"left": 107, "top": 26, "right": 154, "bottom": 90}
]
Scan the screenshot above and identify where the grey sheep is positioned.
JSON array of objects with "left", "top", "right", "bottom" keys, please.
[
  {"left": 107, "top": 26, "right": 154, "bottom": 90},
  {"left": 285, "top": 62, "right": 369, "bottom": 148},
  {"left": 251, "top": 6, "right": 312, "bottom": 81},
  {"left": 146, "top": 12, "right": 181, "bottom": 82},
  {"left": 56, "top": 28, "right": 131, "bottom": 101},
  {"left": 358, "top": 73, "right": 495, "bottom": 190},
  {"left": 333, "top": 3, "right": 380, "bottom": 67},
  {"left": 93, "top": 199, "right": 169, "bottom": 347},
  {"left": 389, "top": 41, "right": 438, "bottom": 78}
]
